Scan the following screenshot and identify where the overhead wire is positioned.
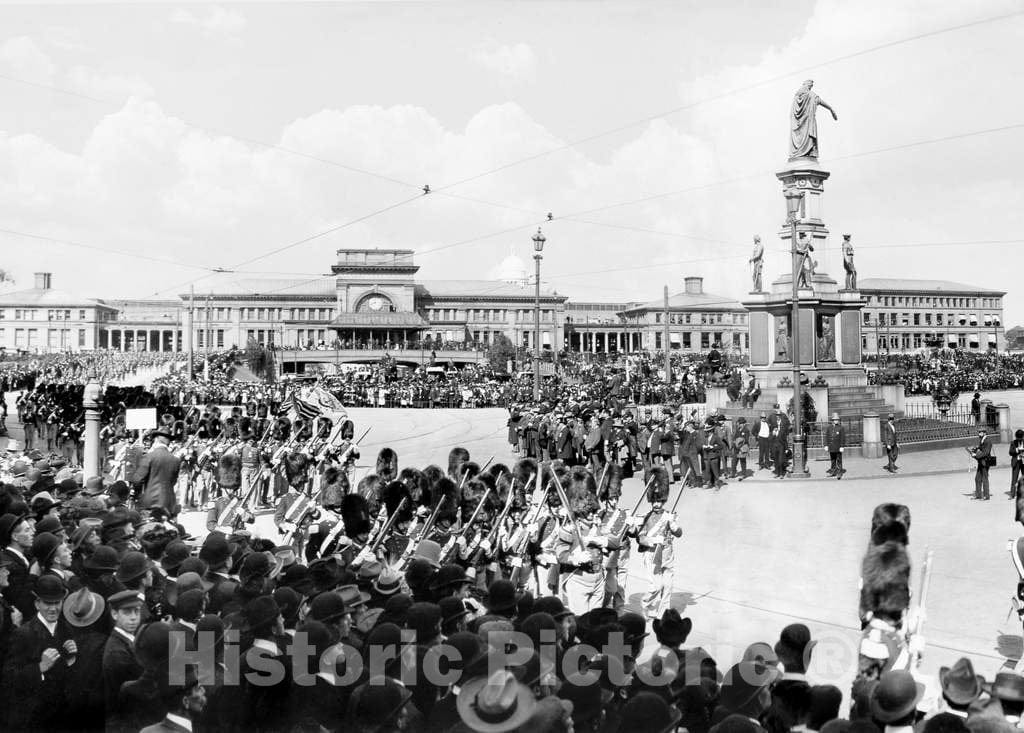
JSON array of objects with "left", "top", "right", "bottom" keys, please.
[
  {"left": 0, "top": 227, "right": 215, "bottom": 272},
  {"left": 428, "top": 9, "right": 1024, "bottom": 193},
  {"left": 1, "top": 9, "right": 1020, "bottom": 295}
]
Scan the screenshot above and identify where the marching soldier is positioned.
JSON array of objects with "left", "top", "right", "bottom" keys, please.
[{"left": 635, "top": 465, "right": 681, "bottom": 620}]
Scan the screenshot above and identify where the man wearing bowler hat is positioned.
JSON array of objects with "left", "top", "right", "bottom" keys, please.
[
  {"left": 3, "top": 575, "right": 76, "bottom": 729},
  {"left": 883, "top": 414, "right": 899, "bottom": 473},
  {"left": 869, "top": 670, "right": 923, "bottom": 732},
  {"left": 970, "top": 427, "right": 993, "bottom": 501},
  {"left": 133, "top": 430, "right": 182, "bottom": 517}
]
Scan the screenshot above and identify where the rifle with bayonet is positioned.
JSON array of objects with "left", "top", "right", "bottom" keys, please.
[
  {"left": 440, "top": 487, "right": 492, "bottom": 564},
  {"left": 398, "top": 495, "right": 447, "bottom": 569}
]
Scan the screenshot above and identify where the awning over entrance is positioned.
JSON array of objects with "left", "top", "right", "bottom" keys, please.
[{"left": 330, "top": 312, "right": 428, "bottom": 329}]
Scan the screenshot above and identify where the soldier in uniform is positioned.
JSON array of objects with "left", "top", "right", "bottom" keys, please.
[
  {"left": 635, "top": 465, "right": 681, "bottom": 620},
  {"left": 598, "top": 464, "right": 632, "bottom": 610},
  {"left": 555, "top": 467, "right": 618, "bottom": 613}
]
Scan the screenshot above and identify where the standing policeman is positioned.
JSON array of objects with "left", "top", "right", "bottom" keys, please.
[{"left": 825, "top": 413, "right": 846, "bottom": 479}]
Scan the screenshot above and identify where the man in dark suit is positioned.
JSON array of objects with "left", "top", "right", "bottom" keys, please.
[
  {"left": 883, "top": 414, "right": 899, "bottom": 472},
  {"left": 0, "top": 512, "right": 36, "bottom": 619},
  {"left": 825, "top": 412, "right": 847, "bottom": 479},
  {"left": 1009, "top": 429, "right": 1024, "bottom": 498},
  {"left": 133, "top": 431, "right": 182, "bottom": 517},
  {"left": 3, "top": 576, "right": 76, "bottom": 730},
  {"left": 555, "top": 413, "right": 576, "bottom": 465},
  {"left": 772, "top": 405, "right": 791, "bottom": 478},
  {"left": 970, "top": 428, "right": 993, "bottom": 500},
  {"left": 103, "top": 590, "right": 144, "bottom": 714}
]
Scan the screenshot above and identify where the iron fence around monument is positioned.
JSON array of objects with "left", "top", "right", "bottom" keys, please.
[
  {"left": 803, "top": 417, "right": 864, "bottom": 449},
  {"left": 894, "top": 406, "right": 998, "bottom": 444}
]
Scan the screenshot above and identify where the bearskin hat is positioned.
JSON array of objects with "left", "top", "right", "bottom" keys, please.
[
  {"left": 566, "top": 466, "right": 599, "bottom": 518},
  {"left": 321, "top": 466, "right": 350, "bottom": 510},
  {"left": 646, "top": 465, "right": 670, "bottom": 504},
  {"left": 870, "top": 504, "right": 911, "bottom": 546},
  {"left": 383, "top": 481, "right": 413, "bottom": 523},
  {"left": 338, "top": 419, "right": 355, "bottom": 441},
  {"left": 398, "top": 467, "right": 430, "bottom": 506},
  {"left": 423, "top": 464, "right": 445, "bottom": 492},
  {"left": 341, "top": 494, "right": 372, "bottom": 538},
  {"left": 458, "top": 461, "right": 481, "bottom": 487},
  {"left": 284, "top": 452, "right": 310, "bottom": 489},
  {"left": 859, "top": 540, "right": 911, "bottom": 622},
  {"left": 432, "top": 477, "right": 459, "bottom": 525},
  {"left": 513, "top": 458, "right": 538, "bottom": 491},
  {"left": 206, "top": 417, "right": 222, "bottom": 439},
  {"left": 357, "top": 474, "right": 383, "bottom": 515},
  {"left": 448, "top": 447, "right": 470, "bottom": 480},
  {"left": 600, "top": 462, "right": 624, "bottom": 502},
  {"left": 376, "top": 448, "right": 399, "bottom": 483}
]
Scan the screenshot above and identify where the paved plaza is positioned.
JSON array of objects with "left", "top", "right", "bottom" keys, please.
[
  {"left": 159, "top": 401, "right": 1021, "bottom": 690},
  {"left": 5, "top": 390, "right": 1019, "bottom": 690}
]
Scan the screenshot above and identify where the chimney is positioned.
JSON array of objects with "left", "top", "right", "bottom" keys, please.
[
  {"left": 34, "top": 272, "right": 52, "bottom": 290},
  {"left": 684, "top": 276, "right": 703, "bottom": 295}
]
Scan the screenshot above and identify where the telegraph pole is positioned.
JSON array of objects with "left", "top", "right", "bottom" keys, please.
[
  {"left": 187, "top": 285, "right": 195, "bottom": 378},
  {"left": 663, "top": 285, "right": 671, "bottom": 385}
]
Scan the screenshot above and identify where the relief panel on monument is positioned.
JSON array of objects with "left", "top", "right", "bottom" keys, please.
[{"left": 840, "top": 311, "right": 862, "bottom": 364}]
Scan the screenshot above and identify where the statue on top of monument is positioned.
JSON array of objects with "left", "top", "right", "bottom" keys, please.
[
  {"left": 842, "top": 234, "right": 857, "bottom": 290},
  {"left": 795, "top": 231, "right": 815, "bottom": 289},
  {"left": 749, "top": 235, "right": 764, "bottom": 292},
  {"left": 789, "top": 80, "right": 838, "bottom": 161}
]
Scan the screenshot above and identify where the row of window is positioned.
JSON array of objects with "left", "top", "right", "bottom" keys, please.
[
  {"left": 871, "top": 295, "right": 1002, "bottom": 309},
  {"left": 654, "top": 312, "right": 746, "bottom": 326},
  {"left": 864, "top": 333, "right": 998, "bottom": 350},
  {"left": 652, "top": 332, "right": 747, "bottom": 350},
  {"left": 0, "top": 328, "right": 87, "bottom": 349},
  {"left": 237, "top": 307, "right": 334, "bottom": 322},
  {"left": 865, "top": 311, "right": 1002, "bottom": 327},
  {"left": 424, "top": 308, "right": 556, "bottom": 324}
]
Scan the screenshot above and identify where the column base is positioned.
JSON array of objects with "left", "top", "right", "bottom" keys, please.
[{"left": 861, "top": 441, "right": 883, "bottom": 459}]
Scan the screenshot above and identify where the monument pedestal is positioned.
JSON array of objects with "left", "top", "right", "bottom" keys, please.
[{"left": 744, "top": 271, "right": 867, "bottom": 391}]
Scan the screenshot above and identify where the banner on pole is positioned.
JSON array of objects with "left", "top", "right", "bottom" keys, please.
[{"left": 125, "top": 408, "right": 157, "bottom": 431}]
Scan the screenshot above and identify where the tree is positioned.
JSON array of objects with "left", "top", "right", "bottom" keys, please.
[{"left": 487, "top": 334, "right": 517, "bottom": 374}]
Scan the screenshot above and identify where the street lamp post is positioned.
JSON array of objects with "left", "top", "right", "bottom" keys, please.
[
  {"left": 532, "top": 227, "right": 546, "bottom": 402},
  {"left": 82, "top": 369, "right": 102, "bottom": 479},
  {"left": 785, "top": 189, "right": 809, "bottom": 477}
]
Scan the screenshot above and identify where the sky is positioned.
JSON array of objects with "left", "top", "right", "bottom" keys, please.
[{"left": 0, "top": 0, "right": 1022, "bottom": 322}]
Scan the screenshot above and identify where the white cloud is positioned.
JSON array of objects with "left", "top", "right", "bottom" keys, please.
[
  {"left": 470, "top": 40, "right": 537, "bottom": 81},
  {"left": 66, "top": 66, "right": 153, "bottom": 101},
  {"left": 170, "top": 6, "right": 246, "bottom": 43},
  {"left": 0, "top": 36, "right": 56, "bottom": 84}
]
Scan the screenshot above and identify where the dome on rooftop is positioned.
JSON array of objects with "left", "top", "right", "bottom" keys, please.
[{"left": 496, "top": 248, "right": 528, "bottom": 287}]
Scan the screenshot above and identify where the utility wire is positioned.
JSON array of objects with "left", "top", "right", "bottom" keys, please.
[
  {"left": 430, "top": 9, "right": 1024, "bottom": 193},
  {"left": 0, "top": 227, "right": 214, "bottom": 272}
]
